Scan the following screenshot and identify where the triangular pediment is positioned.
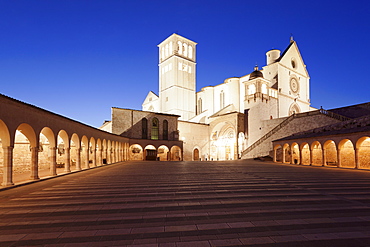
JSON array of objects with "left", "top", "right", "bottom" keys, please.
[
  {"left": 278, "top": 41, "right": 309, "bottom": 77},
  {"left": 142, "top": 91, "right": 159, "bottom": 105}
]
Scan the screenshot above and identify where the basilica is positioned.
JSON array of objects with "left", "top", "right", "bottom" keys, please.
[{"left": 103, "top": 33, "right": 325, "bottom": 161}]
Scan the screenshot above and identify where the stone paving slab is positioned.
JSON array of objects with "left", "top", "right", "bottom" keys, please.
[{"left": 1, "top": 160, "right": 370, "bottom": 246}]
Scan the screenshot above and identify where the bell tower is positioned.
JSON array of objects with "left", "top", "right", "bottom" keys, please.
[{"left": 158, "top": 34, "right": 197, "bottom": 120}]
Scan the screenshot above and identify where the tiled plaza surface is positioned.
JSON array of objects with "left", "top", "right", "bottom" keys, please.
[{"left": 2, "top": 160, "right": 370, "bottom": 246}]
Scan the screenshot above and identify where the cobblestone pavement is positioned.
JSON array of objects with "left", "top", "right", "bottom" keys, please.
[{"left": 1, "top": 160, "right": 370, "bottom": 246}]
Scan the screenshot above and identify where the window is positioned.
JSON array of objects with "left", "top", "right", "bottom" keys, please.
[
  {"left": 183, "top": 43, "right": 187, "bottom": 57},
  {"left": 188, "top": 46, "right": 193, "bottom": 59},
  {"left": 169, "top": 42, "right": 173, "bottom": 55},
  {"left": 261, "top": 84, "right": 267, "bottom": 94},
  {"left": 197, "top": 98, "right": 202, "bottom": 114},
  {"left": 142, "top": 118, "right": 148, "bottom": 139},
  {"left": 151, "top": 118, "right": 159, "bottom": 140},
  {"left": 163, "top": 120, "right": 168, "bottom": 140},
  {"left": 248, "top": 84, "right": 256, "bottom": 95},
  {"left": 178, "top": 41, "right": 182, "bottom": 55},
  {"left": 220, "top": 90, "right": 225, "bottom": 109},
  {"left": 165, "top": 44, "right": 169, "bottom": 57}
]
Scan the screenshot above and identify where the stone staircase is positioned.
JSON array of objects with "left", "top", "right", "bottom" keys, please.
[{"left": 241, "top": 109, "right": 351, "bottom": 159}]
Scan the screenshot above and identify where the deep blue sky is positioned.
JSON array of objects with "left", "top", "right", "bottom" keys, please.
[{"left": 0, "top": 0, "right": 369, "bottom": 127}]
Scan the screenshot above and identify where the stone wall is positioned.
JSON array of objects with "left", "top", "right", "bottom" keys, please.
[
  {"left": 178, "top": 121, "right": 209, "bottom": 161},
  {"left": 242, "top": 112, "right": 341, "bottom": 159}
]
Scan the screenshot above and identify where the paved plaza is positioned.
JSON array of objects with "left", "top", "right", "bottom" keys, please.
[{"left": 1, "top": 160, "right": 370, "bottom": 246}]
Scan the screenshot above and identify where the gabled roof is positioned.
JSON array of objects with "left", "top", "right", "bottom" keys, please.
[
  {"left": 275, "top": 40, "right": 309, "bottom": 77},
  {"left": 142, "top": 91, "right": 159, "bottom": 105}
]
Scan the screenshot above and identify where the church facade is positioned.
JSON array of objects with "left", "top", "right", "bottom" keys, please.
[{"left": 141, "top": 34, "right": 314, "bottom": 161}]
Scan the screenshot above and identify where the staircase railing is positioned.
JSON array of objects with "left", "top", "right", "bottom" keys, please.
[{"left": 241, "top": 114, "right": 295, "bottom": 157}]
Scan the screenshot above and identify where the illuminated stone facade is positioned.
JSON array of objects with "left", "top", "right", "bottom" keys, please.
[{"left": 142, "top": 34, "right": 316, "bottom": 161}]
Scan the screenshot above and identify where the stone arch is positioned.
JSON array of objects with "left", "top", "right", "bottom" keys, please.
[
  {"left": 283, "top": 143, "right": 291, "bottom": 163},
  {"left": 248, "top": 84, "right": 256, "bottom": 95},
  {"left": 13, "top": 123, "right": 38, "bottom": 182},
  {"left": 324, "top": 140, "right": 337, "bottom": 166},
  {"left": 70, "top": 133, "right": 80, "bottom": 170},
  {"left": 81, "top": 136, "right": 89, "bottom": 169},
  {"left": 57, "top": 130, "right": 70, "bottom": 172},
  {"left": 356, "top": 136, "right": 370, "bottom": 169},
  {"left": 311, "top": 141, "right": 323, "bottom": 166},
  {"left": 170, "top": 145, "right": 182, "bottom": 161},
  {"left": 39, "top": 127, "right": 56, "bottom": 177},
  {"left": 0, "top": 119, "right": 10, "bottom": 147},
  {"left": 193, "top": 148, "right": 200, "bottom": 161},
  {"left": 129, "top": 144, "right": 143, "bottom": 161},
  {"left": 0, "top": 119, "right": 11, "bottom": 186},
  {"left": 157, "top": 145, "right": 169, "bottom": 161},
  {"left": 210, "top": 122, "right": 236, "bottom": 161},
  {"left": 289, "top": 103, "right": 301, "bottom": 115},
  {"left": 338, "top": 139, "right": 355, "bottom": 168},
  {"left": 300, "top": 142, "right": 310, "bottom": 165},
  {"left": 274, "top": 144, "right": 283, "bottom": 162},
  {"left": 291, "top": 142, "right": 300, "bottom": 164},
  {"left": 144, "top": 145, "right": 157, "bottom": 160}
]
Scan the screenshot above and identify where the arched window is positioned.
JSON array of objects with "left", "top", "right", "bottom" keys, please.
[
  {"left": 248, "top": 84, "right": 256, "bottom": 95},
  {"left": 161, "top": 47, "right": 165, "bottom": 60},
  {"left": 178, "top": 41, "right": 182, "bottom": 55},
  {"left": 169, "top": 42, "right": 173, "bottom": 56},
  {"left": 165, "top": 44, "right": 169, "bottom": 57},
  {"left": 151, "top": 118, "right": 159, "bottom": 140},
  {"left": 142, "top": 118, "right": 148, "bottom": 139},
  {"left": 188, "top": 46, "right": 193, "bottom": 59},
  {"left": 163, "top": 120, "right": 168, "bottom": 140},
  {"left": 220, "top": 90, "right": 225, "bottom": 109},
  {"left": 261, "top": 84, "right": 267, "bottom": 94},
  {"left": 183, "top": 43, "right": 187, "bottom": 57},
  {"left": 197, "top": 98, "right": 202, "bottom": 114}
]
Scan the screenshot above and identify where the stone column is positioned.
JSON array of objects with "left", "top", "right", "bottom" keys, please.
[
  {"left": 2, "top": 146, "right": 14, "bottom": 187},
  {"left": 76, "top": 148, "right": 81, "bottom": 171},
  {"left": 309, "top": 148, "right": 313, "bottom": 166},
  {"left": 322, "top": 147, "right": 326, "bottom": 166},
  {"left": 273, "top": 148, "right": 277, "bottom": 163},
  {"left": 50, "top": 147, "right": 57, "bottom": 176},
  {"left": 92, "top": 148, "right": 97, "bottom": 167},
  {"left": 337, "top": 148, "right": 341, "bottom": 168},
  {"left": 85, "top": 148, "right": 90, "bottom": 169},
  {"left": 299, "top": 147, "right": 302, "bottom": 165},
  {"left": 282, "top": 148, "right": 286, "bottom": 163},
  {"left": 106, "top": 149, "right": 109, "bottom": 164},
  {"left": 96, "top": 148, "right": 101, "bottom": 166},
  {"left": 30, "top": 146, "right": 39, "bottom": 180},
  {"left": 64, "top": 147, "right": 71, "bottom": 172},
  {"left": 100, "top": 148, "right": 103, "bottom": 165},
  {"left": 355, "top": 147, "right": 360, "bottom": 169}
]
